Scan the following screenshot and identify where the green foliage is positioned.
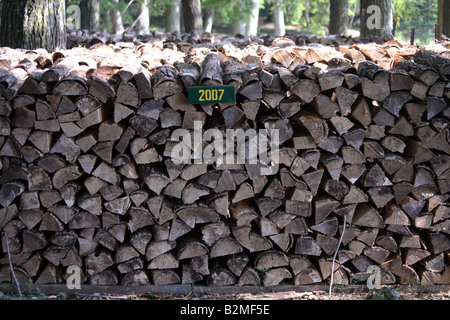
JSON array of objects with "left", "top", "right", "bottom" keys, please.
[
  {"left": 21, "top": 281, "right": 47, "bottom": 299},
  {"left": 282, "top": 0, "right": 329, "bottom": 36},
  {"left": 366, "top": 287, "right": 401, "bottom": 300},
  {"left": 392, "top": 0, "right": 438, "bottom": 44},
  {"left": 21, "top": 0, "right": 442, "bottom": 42},
  {"left": 202, "top": 0, "right": 258, "bottom": 25}
]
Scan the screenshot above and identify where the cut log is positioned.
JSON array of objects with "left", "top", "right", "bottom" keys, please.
[
  {"left": 255, "top": 250, "right": 289, "bottom": 270},
  {"left": 232, "top": 225, "right": 273, "bottom": 253},
  {"left": 238, "top": 267, "right": 261, "bottom": 286},
  {"left": 145, "top": 240, "right": 176, "bottom": 261},
  {"left": 210, "top": 237, "right": 243, "bottom": 258},
  {"left": 263, "top": 268, "right": 292, "bottom": 287},
  {"left": 177, "top": 241, "right": 209, "bottom": 260},
  {"left": 207, "top": 267, "right": 236, "bottom": 286}
]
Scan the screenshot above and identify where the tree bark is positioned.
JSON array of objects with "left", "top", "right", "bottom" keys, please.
[
  {"left": 360, "top": 0, "right": 393, "bottom": 37},
  {"left": 0, "top": 0, "right": 66, "bottom": 50},
  {"left": 330, "top": 0, "right": 348, "bottom": 35},
  {"left": 203, "top": 6, "right": 215, "bottom": 33},
  {"left": 137, "top": 0, "right": 151, "bottom": 35},
  {"left": 110, "top": 0, "right": 125, "bottom": 35},
  {"left": 246, "top": 0, "right": 260, "bottom": 36},
  {"left": 182, "top": 0, "right": 203, "bottom": 33},
  {"left": 80, "top": 0, "right": 100, "bottom": 32},
  {"left": 232, "top": 4, "right": 246, "bottom": 36},
  {"left": 438, "top": 0, "right": 450, "bottom": 39},
  {"left": 233, "top": 19, "right": 246, "bottom": 36},
  {"left": 273, "top": 0, "right": 285, "bottom": 37},
  {"left": 166, "top": 0, "right": 181, "bottom": 33}
]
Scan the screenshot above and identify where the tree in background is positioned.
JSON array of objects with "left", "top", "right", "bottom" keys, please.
[
  {"left": 392, "top": 0, "right": 437, "bottom": 44},
  {"left": 246, "top": 0, "right": 260, "bottom": 36},
  {"left": 110, "top": 0, "right": 125, "bottom": 34},
  {"left": 283, "top": 0, "right": 329, "bottom": 36},
  {"left": 166, "top": 0, "right": 182, "bottom": 33},
  {"left": 273, "top": 0, "right": 285, "bottom": 36},
  {"left": 0, "top": 0, "right": 437, "bottom": 45},
  {"left": 438, "top": 0, "right": 450, "bottom": 39},
  {"left": 329, "top": 0, "right": 348, "bottom": 35},
  {"left": 233, "top": 6, "right": 247, "bottom": 35},
  {"left": 360, "top": 0, "right": 393, "bottom": 37},
  {"left": 80, "top": 0, "right": 100, "bottom": 32},
  {"left": 203, "top": 5, "right": 215, "bottom": 33},
  {"left": 136, "top": 0, "right": 151, "bottom": 35},
  {"left": 182, "top": 0, "right": 203, "bottom": 33},
  {"left": 0, "top": 0, "right": 66, "bottom": 50}
]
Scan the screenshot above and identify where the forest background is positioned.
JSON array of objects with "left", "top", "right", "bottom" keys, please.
[{"left": 0, "top": 0, "right": 439, "bottom": 46}]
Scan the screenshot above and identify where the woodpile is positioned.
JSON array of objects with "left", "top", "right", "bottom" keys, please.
[
  {"left": 64, "top": 29, "right": 396, "bottom": 50},
  {"left": 0, "top": 34, "right": 449, "bottom": 288}
]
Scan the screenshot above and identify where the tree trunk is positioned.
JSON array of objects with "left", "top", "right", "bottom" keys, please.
[
  {"left": 233, "top": 19, "right": 246, "bottom": 36},
  {"left": 330, "top": 0, "right": 348, "bottom": 35},
  {"left": 182, "top": 0, "right": 203, "bottom": 33},
  {"left": 360, "top": 0, "right": 393, "bottom": 37},
  {"left": 273, "top": 0, "right": 285, "bottom": 37},
  {"left": 166, "top": 0, "right": 181, "bottom": 33},
  {"left": 80, "top": 0, "right": 100, "bottom": 32},
  {"left": 0, "top": 0, "right": 66, "bottom": 50},
  {"left": 203, "top": 6, "right": 215, "bottom": 33},
  {"left": 246, "top": 0, "right": 260, "bottom": 36},
  {"left": 137, "top": 0, "right": 151, "bottom": 35},
  {"left": 110, "top": 0, "right": 124, "bottom": 35},
  {"left": 303, "top": 0, "right": 311, "bottom": 26},
  {"left": 232, "top": 4, "right": 246, "bottom": 36},
  {"left": 438, "top": 0, "right": 450, "bottom": 39}
]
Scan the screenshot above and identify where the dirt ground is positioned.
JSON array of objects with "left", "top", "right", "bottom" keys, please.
[
  {"left": 60, "top": 287, "right": 450, "bottom": 301},
  {"left": 1, "top": 284, "right": 449, "bottom": 300}
]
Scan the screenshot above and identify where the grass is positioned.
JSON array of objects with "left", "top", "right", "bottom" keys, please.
[
  {"left": 366, "top": 287, "right": 401, "bottom": 300},
  {"left": 0, "top": 281, "right": 46, "bottom": 300}
]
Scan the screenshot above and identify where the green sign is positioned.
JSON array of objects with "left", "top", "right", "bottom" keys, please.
[{"left": 188, "top": 85, "right": 236, "bottom": 105}]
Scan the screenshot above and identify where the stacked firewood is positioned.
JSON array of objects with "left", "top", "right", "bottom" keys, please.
[{"left": 0, "top": 36, "right": 449, "bottom": 288}]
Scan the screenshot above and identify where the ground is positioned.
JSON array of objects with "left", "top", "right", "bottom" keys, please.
[
  {"left": 67, "top": 288, "right": 450, "bottom": 300},
  {"left": 1, "top": 285, "right": 449, "bottom": 300}
]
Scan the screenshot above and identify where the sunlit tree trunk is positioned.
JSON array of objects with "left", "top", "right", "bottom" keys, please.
[
  {"left": 166, "top": 0, "right": 181, "bottom": 33},
  {"left": 0, "top": 0, "right": 66, "bottom": 50},
  {"left": 203, "top": 6, "right": 215, "bottom": 33},
  {"left": 137, "top": 0, "right": 151, "bottom": 35},
  {"left": 233, "top": 19, "right": 246, "bottom": 35},
  {"left": 273, "top": 0, "right": 285, "bottom": 36},
  {"left": 232, "top": 4, "right": 246, "bottom": 36},
  {"left": 246, "top": 0, "right": 260, "bottom": 36},
  {"left": 110, "top": 0, "right": 124, "bottom": 34}
]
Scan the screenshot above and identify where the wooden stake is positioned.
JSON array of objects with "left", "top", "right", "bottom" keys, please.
[
  {"left": 360, "top": 8, "right": 367, "bottom": 37},
  {"left": 436, "top": 23, "right": 441, "bottom": 43},
  {"left": 393, "top": 14, "right": 398, "bottom": 37},
  {"left": 4, "top": 232, "right": 22, "bottom": 297},
  {"left": 329, "top": 215, "right": 347, "bottom": 297}
]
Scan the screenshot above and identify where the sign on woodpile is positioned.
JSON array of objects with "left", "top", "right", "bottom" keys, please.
[{"left": 188, "top": 86, "right": 236, "bottom": 105}]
